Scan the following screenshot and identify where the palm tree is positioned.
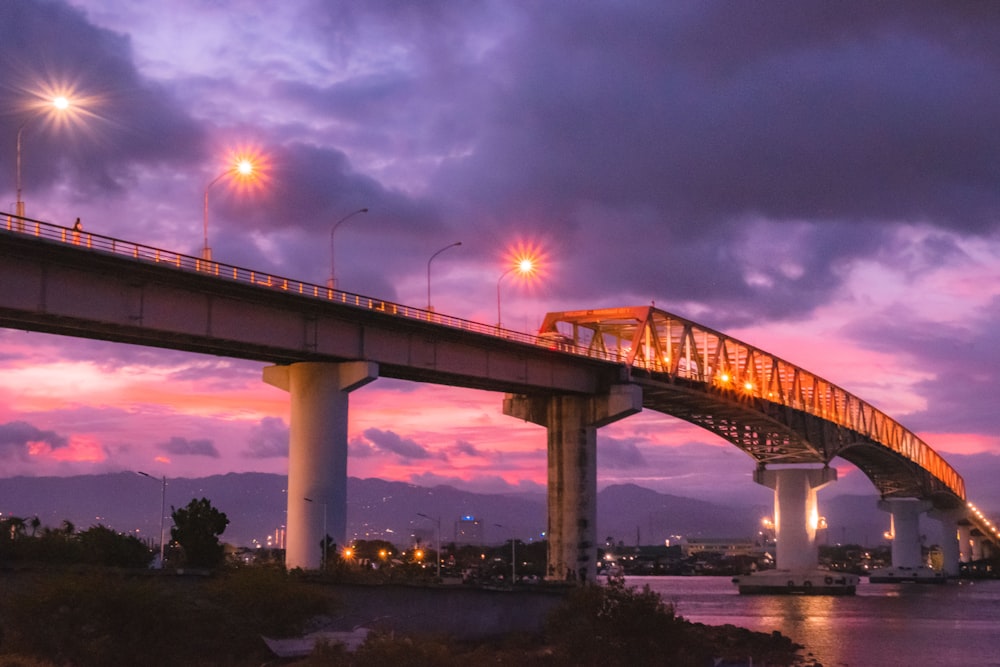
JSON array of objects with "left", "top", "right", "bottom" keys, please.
[
  {"left": 29, "top": 516, "right": 41, "bottom": 537},
  {"left": 60, "top": 519, "right": 75, "bottom": 536}
]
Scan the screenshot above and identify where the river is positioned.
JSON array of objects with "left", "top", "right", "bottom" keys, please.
[{"left": 629, "top": 576, "right": 1000, "bottom": 666}]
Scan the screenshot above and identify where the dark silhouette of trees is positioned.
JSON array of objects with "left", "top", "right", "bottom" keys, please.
[{"left": 170, "top": 497, "right": 229, "bottom": 568}]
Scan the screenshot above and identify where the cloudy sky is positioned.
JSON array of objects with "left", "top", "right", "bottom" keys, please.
[{"left": 2, "top": 1, "right": 1000, "bottom": 514}]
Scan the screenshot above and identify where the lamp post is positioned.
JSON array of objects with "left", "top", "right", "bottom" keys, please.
[
  {"left": 495, "top": 523, "right": 516, "bottom": 584},
  {"left": 202, "top": 158, "right": 254, "bottom": 261},
  {"left": 137, "top": 471, "right": 166, "bottom": 568},
  {"left": 15, "top": 95, "right": 72, "bottom": 220},
  {"left": 328, "top": 208, "right": 369, "bottom": 289},
  {"left": 426, "top": 241, "right": 461, "bottom": 311},
  {"left": 304, "top": 497, "right": 328, "bottom": 570},
  {"left": 496, "top": 257, "right": 536, "bottom": 329},
  {"left": 416, "top": 512, "right": 442, "bottom": 579}
]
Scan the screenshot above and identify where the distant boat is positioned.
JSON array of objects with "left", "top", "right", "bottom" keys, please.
[{"left": 732, "top": 569, "right": 858, "bottom": 595}]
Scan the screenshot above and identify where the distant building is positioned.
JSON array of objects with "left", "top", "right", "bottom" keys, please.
[
  {"left": 454, "top": 515, "right": 483, "bottom": 545},
  {"left": 681, "top": 537, "right": 758, "bottom": 558}
]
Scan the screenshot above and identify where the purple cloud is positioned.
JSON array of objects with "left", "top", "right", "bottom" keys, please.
[
  {"left": 158, "top": 436, "right": 219, "bottom": 458},
  {"left": 0, "top": 421, "right": 68, "bottom": 460}
]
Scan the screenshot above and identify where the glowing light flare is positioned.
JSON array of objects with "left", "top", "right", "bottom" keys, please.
[
  {"left": 503, "top": 240, "right": 548, "bottom": 286},
  {"left": 22, "top": 80, "right": 101, "bottom": 136},
  {"left": 216, "top": 146, "right": 270, "bottom": 197}
]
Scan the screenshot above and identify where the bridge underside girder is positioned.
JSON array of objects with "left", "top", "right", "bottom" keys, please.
[{"left": 635, "top": 373, "right": 962, "bottom": 508}]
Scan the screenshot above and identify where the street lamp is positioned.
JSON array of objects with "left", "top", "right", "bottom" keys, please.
[
  {"left": 137, "top": 471, "right": 166, "bottom": 568},
  {"left": 328, "top": 208, "right": 369, "bottom": 289},
  {"left": 15, "top": 95, "right": 73, "bottom": 220},
  {"left": 426, "top": 241, "right": 461, "bottom": 311},
  {"left": 495, "top": 523, "right": 516, "bottom": 584},
  {"left": 416, "top": 512, "right": 442, "bottom": 579},
  {"left": 202, "top": 157, "right": 255, "bottom": 261},
  {"left": 304, "top": 497, "right": 328, "bottom": 570},
  {"left": 496, "top": 256, "right": 536, "bottom": 329}
]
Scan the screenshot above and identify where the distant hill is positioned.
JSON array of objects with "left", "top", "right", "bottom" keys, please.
[{"left": 0, "top": 472, "right": 892, "bottom": 548}]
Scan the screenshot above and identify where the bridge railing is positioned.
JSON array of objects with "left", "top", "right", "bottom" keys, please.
[
  {"left": 1, "top": 213, "right": 619, "bottom": 362},
  {"left": 0, "top": 214, "right": 971, "bottom": 503}
]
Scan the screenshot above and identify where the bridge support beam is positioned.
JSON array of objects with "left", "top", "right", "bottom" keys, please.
[
  {"left": 928, "top": 508, "right": 963, "bottom": 577},
  {"left": 264, "top": 361, "right": 378, "bottom": 570},
  {"left": 957, "top": 523, "right": 973, "bottom": 563},
  {"left": 879, "top": 498, "right": 932, "bottom": 569},
  {"left": 503, "top": 385, "right": 642, "bottom": 583},
  {"left": 754, "top": 466, "right": 836, "bottom": 571}
]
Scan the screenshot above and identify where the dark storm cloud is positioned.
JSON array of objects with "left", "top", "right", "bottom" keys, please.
[
  {"left": 0, "top": 421, "right": 68, "bottom": 459},
  {"left": 0, "top": 1, "right": 204, "bottom": 195},
  {"left": 158, "top": 436, "right": 219, "bottom": 458},
  {"left": 370, "top": 1, "right": 1000, "bottom": 318},
  {"left": 244, "top": 417, "right": 289, "bottom": 459},
  {"left": 362, "top": 428, "right": 433, "bottom": 460}
]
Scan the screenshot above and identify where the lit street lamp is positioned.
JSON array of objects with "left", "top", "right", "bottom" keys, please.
[
  {"left": 137, "top": 471, "right": 166, "bottom": 568},
  {"left": 304, "top": 497, "right": 328, "bottom": 570},
  {"left": 202, "top": 157, "right": 255, "bottom": 261},
  {"left": 426, "top": 241, "right": 461, "bottom": 311},
  {"left": 416, "top": 512, "right": 442, "bottom": 579},
  {"left": 328, "top": 208, "right": 369, "bottom": 289},
  {"left": 496, "top": 256, "right": 536, "bottom": 329},
  {"left": 15, "top": 95, "right": 72, "bottom": 220}
]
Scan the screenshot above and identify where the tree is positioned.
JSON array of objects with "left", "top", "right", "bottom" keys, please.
[{"left": 170, "top": 497, "right": 229, "bottom": 569}]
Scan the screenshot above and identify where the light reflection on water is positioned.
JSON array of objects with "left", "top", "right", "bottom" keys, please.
[{"left": 628, "top": 576, "right": 1000, "bottom": 667}]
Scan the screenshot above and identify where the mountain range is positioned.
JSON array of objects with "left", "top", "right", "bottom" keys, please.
[{"left": 0, "top": 472, "right": 895, "bottom": 549}]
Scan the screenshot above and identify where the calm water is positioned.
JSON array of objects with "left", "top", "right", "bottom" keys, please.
[{"left": 629, "top": 576, "right": 1000, "bottom": 667}]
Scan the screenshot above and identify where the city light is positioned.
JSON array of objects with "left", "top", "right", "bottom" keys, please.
[
  {"left": 14, "top": 93, "right": 79, "bottom": 219},
  {"left": 202, "top": 149, "right": 267, "bottom": 261},
  {"left": 496, "top": 245, "right": 542, "bottom": 329}
]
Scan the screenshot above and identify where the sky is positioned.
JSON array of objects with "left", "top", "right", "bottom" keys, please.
[{"left": 2, "top": 1, "right": 1000, "bottom": 517}]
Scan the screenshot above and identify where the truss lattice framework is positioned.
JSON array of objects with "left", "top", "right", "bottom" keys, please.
[{"left": 539, "top": 306, "right": 965, "bottom": 501}]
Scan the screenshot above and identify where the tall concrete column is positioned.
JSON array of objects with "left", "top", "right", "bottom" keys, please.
[
  {"left": 264, "top": 361, "right": 378, "bottom": 570},
  {"left": 754, "top": 466, "right": 836, "bottom": 572},
  {"left": 504, "top": 385, "right": 641, "bottom": 583},
  {"left": 971, "top": 534, "right": 985, "bottom": 561},
  {"left": 928, "top": 507, "right": 963, "bottom": 576},
  {"left": 879, "top": 498, "right": 932, "bottom": 569},
  {"left": 957, "top": 523, "right": 973, "bottom": 563}
]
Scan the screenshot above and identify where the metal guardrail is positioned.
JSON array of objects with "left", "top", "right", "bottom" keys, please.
[{"left": 1, "top": 212, "right": 617, "bottom": 361}]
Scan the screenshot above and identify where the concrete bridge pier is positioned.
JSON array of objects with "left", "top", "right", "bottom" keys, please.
[
  {"left": 503, "top": 385, "right": 642, "bottom": 583},
  {"left": 928, "top": 508, "right": 963, "bottom": 576},
  {"left": 264, "top": 361, "right": 378, "bottom": 570},
  {"left": 879, "top": 498, "right": 932, "bottom": 569},
  {"left": 957, "top": 523, "right": 973, "bottom": 563},
  {"left": 754, "top": 466, "right": 836, "bottom": 571}
]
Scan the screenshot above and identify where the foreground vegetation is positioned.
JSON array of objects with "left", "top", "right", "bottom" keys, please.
[{"left": 0, "top": 567, "right": 817, "bottom": 667}]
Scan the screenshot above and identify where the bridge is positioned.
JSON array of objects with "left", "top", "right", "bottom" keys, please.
[{"left": 2, "top": 213, "right": 997, "bottom": 581}]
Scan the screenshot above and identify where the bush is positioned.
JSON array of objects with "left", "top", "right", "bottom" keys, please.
[{"left": 0, "top": 568, "right": 334, "bottom": 667}]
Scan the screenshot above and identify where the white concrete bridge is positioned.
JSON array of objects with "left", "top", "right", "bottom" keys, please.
[{"left": 1, "top": 213, "right": 996, "bottom": 580}]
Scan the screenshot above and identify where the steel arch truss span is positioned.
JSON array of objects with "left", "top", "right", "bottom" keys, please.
[{"left": 539, "top": 306, "right": 965, "bottom": 505}]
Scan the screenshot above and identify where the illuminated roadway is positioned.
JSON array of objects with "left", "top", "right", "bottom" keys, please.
[{"left": 1, "top": 213, "right": 997, "bottom": 574}]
